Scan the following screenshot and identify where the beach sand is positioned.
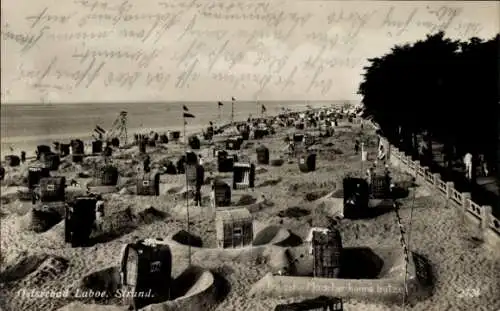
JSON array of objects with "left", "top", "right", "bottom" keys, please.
[
  {"left": 1, "top": 115, "right": 499, "bottom": 311},
  {"left": 0, "top": 101, "right": 334, "bottom": 158}
]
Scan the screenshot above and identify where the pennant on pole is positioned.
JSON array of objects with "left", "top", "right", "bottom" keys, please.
[
  {"left": 183, "top": 105, "right": 189, "bottom": 111},
  {"left": 95, "top": 125, "right": 106, "bottom": 134},
  {"left": 261, "top": 104, "right": 266, "bottom": 113},
  {"left": 218, "top": 101, "right": 223, "bottom": 106},
  {"left": 231, "top": 97, "right": 235, "bottom": 101},
  {"left": 183, "top": 112, "right": 195, "bottom": 118}
]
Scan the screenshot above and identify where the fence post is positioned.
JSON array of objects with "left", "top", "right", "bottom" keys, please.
[
  {"left": 421, "top": 166, "right": 429, "bottom": 181},
  {"left": 481, "top": 205, "right": 493, "bottom": 237},
  {"left": 446, "top": 182, "right": 454, "bottom": 199},
  {"left": 461, "top": 192, "right": 471, "bottom": 211},
  {"left": 432, "top": 173, "right": 440, "bottom": 186},
  {"left": 406, "top": 155, "right": 412, "bottom": 165},
  {"left": 413, "top": 160, "right": 420, "bottom": 176}
]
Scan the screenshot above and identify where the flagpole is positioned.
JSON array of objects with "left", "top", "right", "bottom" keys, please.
[
  {"left": 231, "top": 98, "right": 234, "bottom": 124},
  {"left": 183, "top": 110, "right": 191, "bottom": 266}
]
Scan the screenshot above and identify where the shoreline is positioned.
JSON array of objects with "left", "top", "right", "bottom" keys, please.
[{"left": 1, "top": 107, "right": 308, "bottom": 159}]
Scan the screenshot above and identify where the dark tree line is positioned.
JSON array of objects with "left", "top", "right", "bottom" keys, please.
[{"left": 358, "top": 31, "right": 499, "bottom": 193}]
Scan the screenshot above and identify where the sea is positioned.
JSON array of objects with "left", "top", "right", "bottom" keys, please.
[{"left": 1, "top": 100, "right": 350, "bottom": 157}]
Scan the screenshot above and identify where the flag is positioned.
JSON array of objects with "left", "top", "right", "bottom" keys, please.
[
  {"left": 95, "top": 125, "right": 106, "bottom": 134},
  {"left": 231, "top": 97, "right": 235, "bottom": 101},
  {"left": 183, "top": 112, "right": 195, "bottom": 118},
  {"left": 218, "top": 102, "right": 223, "bottom": 107},
  {"left": 261, "top": 104, "right": 266, "bottom": 113},
  {"left": 183, "top": 105, "right": 189, "bottom": 111}
]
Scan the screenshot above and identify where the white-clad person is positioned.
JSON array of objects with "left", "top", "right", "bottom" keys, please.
[
  {"left": 464, "top": 152, "right": 473, "bottom": 180},
  {"left": 95, "top": 196, "right": 105, "bottom": 231}
]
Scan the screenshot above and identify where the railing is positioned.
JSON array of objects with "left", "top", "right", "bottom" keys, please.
[{"left": 388, "top": 141, "right": 500, "bottom": 242}]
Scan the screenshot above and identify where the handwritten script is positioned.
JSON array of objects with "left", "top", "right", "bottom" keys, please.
[{"left": 1, "top": 0, "right": 497, "bottom": 102}]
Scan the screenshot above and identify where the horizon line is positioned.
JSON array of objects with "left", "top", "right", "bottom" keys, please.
[{"left": 0, "top": 99, "right": 362, "bottom": 106}]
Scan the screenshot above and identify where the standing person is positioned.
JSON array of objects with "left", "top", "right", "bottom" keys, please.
[
  {"left": 478, "top": 154, "right": 489, "bottom": 177},
  {"left": 194, "top": 180, "right": 202, "bottom": 207},
  {"left": 366, "top": 168, "right": 373, "bottom": 185},
  {"left": 143, "top": 155, "right": 151, "bottom": 173},
  {"left": 31, "top": 186, "right": 40, "bottom": 205},
  {"left": 378, "top": 144, "right": 386, "bottom": 161},
  {"left": 464, "top": 152, "right": 473, "bottom": 180},
  {"left": 95, "top": 196, "right": 105, "bottom": 231},
  {"left": 198, "top": 154, "right": 204, "bottom": 166},
  {"left": 354, "top": 140, "right": 360, "bottom": 154},
  {"left": 288, "top": 140, "right": 295, "bottom": 157}
]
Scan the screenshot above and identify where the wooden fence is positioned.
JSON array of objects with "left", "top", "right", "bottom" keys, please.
[{"left": 388, "top": 143, "right": 500, "bottom": 248}]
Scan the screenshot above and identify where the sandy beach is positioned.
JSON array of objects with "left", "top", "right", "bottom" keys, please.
[
  {"left": 1, "top": 101, "right": 335, "bottom": 158},
  {"left": 1, "top": 111, "right": 499, "bottom": 311}
]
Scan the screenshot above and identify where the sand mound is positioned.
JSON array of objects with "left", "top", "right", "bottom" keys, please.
[
  {"left": 252, "top": 226, "right": 291, "bottom": 246},
  {"left": 169, "top": 266, "right": 214, "bottom": 299},
  {"left": 329, "top": 189, "right": 344, "bottom": 198},
  {"left": 0, "top": 253, "right": 68, "bottom": 285},
  {"left": 255, "top": 167, "right": 268, "bottom": 174},
  {"left": 209, "top": 194, "right": 272, "bottom": 213},
  {"left": 303, "top": 190, "right": 330, "bottom": 202},
  {"left": 270, "top": 246, "right": 397, "bottom": 279},
  {"left": 170, "top": 225, "right": 294, "bottom": 249},
  {"left": 249, "top": 247, "right": 414, "bottom": 302},
  {"left": 277, "top": 206, "right": 311, "bottom": 219},
  {"left": 71, "top": 266, "right": 217, "bottom": 311},
  {"left": 0, "top": 253, "right": 49, "bottom": 283},
  {"left": 28, "top": 256, "right": 69, "bottom": 285},
  {"left": 77, "top": 266, "right": 121, "bottom": 304},
  {"left": 172, "top": 230, "right": 203, "bottom": 247},
  {"left": 270, "top": 159, "right": 284, "bottom": 167},
  {"left": 56, "top": 206, "right": 168, "bottom": 245},
  {"left": 27, "top": 206, "right": 64, "bottom": 233},
  {"left": 242, "top": 142, "right": 254, "bottom": 149},
  {"left": 233, "top": 194, "right": 256, "bottom": 206},
  {"left": 258, "top": 177, "right": 282, "bottom": 188},
  {"left": 287, "top": 181, "right": 336, "bottom": 197},
  {"left": 134, "top": 206, "right": 169, "bottom": 224}
]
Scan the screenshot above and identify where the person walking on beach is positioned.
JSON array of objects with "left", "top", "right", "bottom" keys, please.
[{"left": 21, "top": 151, "right": 26, "bottom": 163}]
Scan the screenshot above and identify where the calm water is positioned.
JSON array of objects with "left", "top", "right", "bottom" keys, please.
[{"left": 1, "top": 100, "right": 346, "bottom": 156}]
